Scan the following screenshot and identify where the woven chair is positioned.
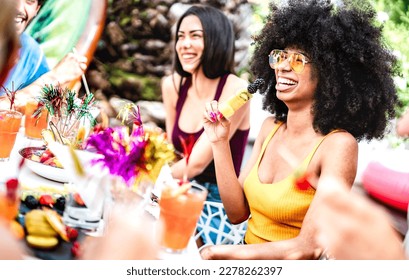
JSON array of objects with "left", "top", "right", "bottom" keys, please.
[{"left": 195, "top": 201, "right": 247, "bottom": 245}]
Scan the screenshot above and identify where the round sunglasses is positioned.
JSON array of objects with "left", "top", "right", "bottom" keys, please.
[{"left": 268, "top": 49, "right": 311, "bottom": 74}]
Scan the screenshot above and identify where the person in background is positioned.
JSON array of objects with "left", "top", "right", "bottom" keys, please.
[
  {"left": 200, "top": 0, "right": 399, "bottom": 259},
  {"left": 0, "top": 0, "right": 25, "bottom": 261},
  {"left": 396, "top": 109, "right": 409, "bottom": 137},
  {"left": 0, "top": 1, "right": 156, "bottom": 260},
  {"left": 161, "top": 5, "right": 250, "bottom": 245},
  {"left": 0, "top": 0, "right": 87, "bottom": 112},
  {"left": 0, "top": 0, "right": 19, "bottom": 86}
]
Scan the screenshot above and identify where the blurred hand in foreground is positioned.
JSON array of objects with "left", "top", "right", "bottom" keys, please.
[
  {"left": 80, "top": 202, "right": 159, "bottom": 260},
  {"left": 0, "top": 223, "right": 25, "bottom": 260},
  {"left": 315, "top": 188, "right": 407, "bottom": 260}
]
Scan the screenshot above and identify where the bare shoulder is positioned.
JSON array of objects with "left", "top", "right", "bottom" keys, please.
[
  {"left": 223, "top": 74, "right": 248, "bottom": 97},
  {"left": 161, "top": 73, "right": 182, "bottom": 101},
  {"left": 254, "top": 116, "right": 279, "bottom": 144},
  {"left": 319, "top": 130, "right": 358, "bottom": 171},
  {"left": 323, "top": 130, "right": 357, "bottom": 151},
  {"left": 260, "top": 116, "right": 279, "bottom": 131},
  {"left": 161, "top": 74, "right": 181, "bottom": 92},
  {"left": 226, "top": 74, "right": 248, "bottom": 87}
]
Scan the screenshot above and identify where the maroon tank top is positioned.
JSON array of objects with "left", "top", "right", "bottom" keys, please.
[{"left": 171, "top": 74, "right": 249, "bottom": 183}]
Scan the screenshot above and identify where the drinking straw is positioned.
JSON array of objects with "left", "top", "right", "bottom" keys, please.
[{"left": 72, "top": 48, "right": 91, "bottom": 97}]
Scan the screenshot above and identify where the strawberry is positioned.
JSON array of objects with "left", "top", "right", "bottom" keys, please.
[
  {"left": 66, "top": 226, "right": 79, "bottom": 241},
  {"left": 73, "top": 193, "right": 85, "bottom": 206},
  {"left": 6, "top": 178, "right": 19, "bottom": 201},
  {"left": 39, "top": 150, "right": 54, "bottom": 163},
  {"left": 39, "top": 194, "right": 54, "bottom": 207},
  {"left": 71, "top": 241, "right": 81, "bottom": 258}
]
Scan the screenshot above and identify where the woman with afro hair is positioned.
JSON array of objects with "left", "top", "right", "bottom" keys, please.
[{"left": 200, "top": 0, "right": 399, "bottom": 259}]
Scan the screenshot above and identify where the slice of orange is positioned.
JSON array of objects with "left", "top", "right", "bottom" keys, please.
[
  {"left": 9, "top": 220, "right": 25, "bottom": 240},
  {"left": 161, "top": 182, "right": 191, "bottom": 199}
]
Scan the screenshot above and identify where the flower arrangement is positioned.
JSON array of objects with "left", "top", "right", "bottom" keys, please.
[
  {"left": 34, "top": 84, "right": 97, "bottom": 147},
  {"left": 85, "top": 104, "right": 175, "bottom": 192}
]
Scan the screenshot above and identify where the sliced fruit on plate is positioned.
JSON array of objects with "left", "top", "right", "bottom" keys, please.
[
  {"left": 39, "top": 149, "right": 54, "bottom": 163},
  {"left": 65, "top": 226, "right": 79, "bottom": 241},
  {"left": 26, "top": 235, "right": 59, "bottom": 250},
  {"left": 24, "top": 195, "right": 39, "bottom": 209},
  {"left": 25, "top": 209, "right": 58, "bottom": 237},
  {"left": 43, "top": 208, "right": 70, "bottom": 242},
  {"left": 41, "top": 129, "right": 55, "bottom": 146},
  {"left": 21, "top": 184, "right": 70, "bottom": 197},
  {"left": 38, "top": 194, "right": 55, "bottom": 207},
  {"left": 73, "top": 192, "right": 85, "bottom": 206}
]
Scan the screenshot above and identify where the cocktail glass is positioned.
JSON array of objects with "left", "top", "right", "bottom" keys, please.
[
  {"left": 0, "top": 180, "right": 20, "bottom": 223},
  {"left": 0, "top": 109, "right": 22, "bottom": 161},
  {"left": 49, "top": 115, "right": 80, "bottom": 144},
  {"left": 63, "top": 177, "right": 105, "bottom": 232},
  {"left": 24, "top": 99, "right": 48, "bottom": 139},
  {"left": 159, "top": 180, "right": 207, "bottom": 254}
]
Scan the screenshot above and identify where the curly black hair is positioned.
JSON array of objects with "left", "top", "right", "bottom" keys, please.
[{"left": 250, "top": 0, "right": 400, "bottom": 141}]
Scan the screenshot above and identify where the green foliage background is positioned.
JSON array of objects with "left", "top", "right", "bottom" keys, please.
[{"left": 371, "top": 0, "right": 409, "bottom": 115}]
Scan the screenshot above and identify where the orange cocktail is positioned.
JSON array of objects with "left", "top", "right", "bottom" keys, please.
[
  {"left": 0, "top": 180, "right": 20, "bottom": 222},
  {"left": 159, "top": 181, "right": 207, "bottom": 253},
  {"left": 24, "top": 100, "right": 48, "bottom": 139},
  {"left": 0, "top": 109, "right": 22, "bottom": 160}
]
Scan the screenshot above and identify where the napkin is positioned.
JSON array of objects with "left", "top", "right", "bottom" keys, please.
[
  {"left": 47, "top": 142, "right": 107, "bottom": 214},
  {"left": 151, "top": 163, "right": 174, "bottom": 200}
]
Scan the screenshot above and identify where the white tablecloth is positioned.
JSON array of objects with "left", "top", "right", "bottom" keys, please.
[
  {"left": 0, "top": 128, "right": 59, "bottom": 188},
  {"left": 0, "top": 129, "right": 201, "bottom": 260}
]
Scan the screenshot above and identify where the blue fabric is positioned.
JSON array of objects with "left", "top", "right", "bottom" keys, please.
[
  {"left": 0, "top": 32, "right": 50, "bottom": 95},
  {"left": 195, "top": 181, "right": 232, "bottom": 245},
  {"left": 202, "top": 182, "right": 222, "bottom": 203}
]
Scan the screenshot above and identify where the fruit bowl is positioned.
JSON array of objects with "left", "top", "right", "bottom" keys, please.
[
  {"left": 19, "top": 147, "right": 68, "bottom": 183},
  {"left": 19, "top": 147, "right": 99, "bottom": 183}
]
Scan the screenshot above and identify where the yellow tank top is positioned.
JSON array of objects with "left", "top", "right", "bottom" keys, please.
[{"left": 243, "top": 122, "right": 338, "bottom": 244}]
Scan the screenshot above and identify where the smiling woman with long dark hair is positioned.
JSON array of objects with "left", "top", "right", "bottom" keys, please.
[{"left": 161, "top": 5, "right": 251, "bottom": 246}]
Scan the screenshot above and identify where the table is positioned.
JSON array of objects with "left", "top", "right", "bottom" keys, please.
[
  {"left": 0, "top": 128, "right": 48, "bottom": 185},
  {"left": 1, "top": 129, "right": 202, "bottom": 260}
]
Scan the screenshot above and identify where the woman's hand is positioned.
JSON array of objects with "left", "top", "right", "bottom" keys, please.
[
  {"left": 50, "top": 53, "right": 88, "bottom": 86},
  {"left": 203, "top": 100, "right": 230, "bottom": 143}
]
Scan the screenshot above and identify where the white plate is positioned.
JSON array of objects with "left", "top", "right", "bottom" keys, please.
[
  {"left": 19, "top": 147, "right": 99, "bottom": 183},
  {"left": 19, "top": 147, "right": 69, "bottom": 183}
]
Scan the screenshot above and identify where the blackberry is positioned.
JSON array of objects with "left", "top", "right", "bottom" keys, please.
[
  {"left": 247, "top": 78, "right": 265, "bottom": 94},
  {"left": 54, "top": 196, "right": 66, "bottom": 212},
  {"left": 24, "top": 195, "right": 39, "bottom": 209}
]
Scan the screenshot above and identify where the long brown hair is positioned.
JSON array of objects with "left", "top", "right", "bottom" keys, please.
[{"left": 0, "top": 0, "right": 19, "bottom": 85}]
